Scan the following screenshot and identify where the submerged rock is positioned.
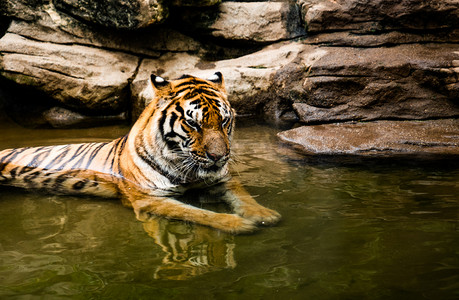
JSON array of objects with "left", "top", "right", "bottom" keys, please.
[
  {"left": 43, "top": 107, "right": 127, "bottom": 128},
  {"left": 277, "top": 119, "right": 459, "bottom": 156}
]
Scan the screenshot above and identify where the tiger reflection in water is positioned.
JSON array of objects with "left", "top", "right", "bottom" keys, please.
[
  {"left": 143, "top": 188, "right": 238, "bottom": 280},
  {"left": 145, "top": 217, "right": 236, "bottom": 280}
]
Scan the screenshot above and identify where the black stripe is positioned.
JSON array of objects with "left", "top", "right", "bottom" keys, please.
[
  {"left": 28, "top": 147, "right": 53, "bottom": 168},
  {"left": 174, "top": 102, "right": 185, "bottom": 115},
  {"left": 9, "top": 167, "right": 18, "bottom": 179},
  {"left": 18, "top": 166, "right": 35, "bottom": 176},
  {"left": 159, "top": 112, "right": 167, "bottom": 143},
  {"left": 71, "top": 143, "right": 91, "bottom": 158},
  {"left": 83, "top": 143, "right": 107, "bottom": 170},
  {"left": 69, "top": 143, "right": 98, "bottom": 169},
  {"left": 103, "top": 140, "right": 118, "bottom": 172},
  {"left": 24, "top": 171, "right": 41, "bottom": 183},
  {"left": 136, "top": 143, "right": 181, "bottom": 185},
  {"left": 174, "top": 80, "right": 196, "bottom": 90},
  {"left": 115, "top": 135, "right": 128, "bottom": 177},
  {"left": 53, "top": 173, "right": 70, "bottom": 190},
  {"left": 168, "top": 113, "right": 178, "bottom": 131},
  {"left": 0, "top": 148, "right": 30, "bottom": 173},
  {"left": 42, "top": 145, "right": 71, "bottom": 170},
  {"left": 104, "top": 135, "right": 126, "bottom": 173},
  {"left": 73, "top": 179, "right": 88, "bottom": 190}
]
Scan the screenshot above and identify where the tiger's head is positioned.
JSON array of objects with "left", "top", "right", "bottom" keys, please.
[{"left": 132, "top": 72, "right": 235, "bottom": 185}]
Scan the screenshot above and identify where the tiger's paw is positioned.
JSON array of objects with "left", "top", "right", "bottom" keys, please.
[
  {"left": 237, "top": 205, "right": 281, "bottom": 226},
  {"left": 214, "top": 213, "right": 258, "bottom": 234}
]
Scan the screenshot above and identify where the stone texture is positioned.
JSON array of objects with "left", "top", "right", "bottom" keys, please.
[
  {"left": 303, "top": 30, "right": 459, "bottom": 47},
  {"left": 298, "top": 0, "right": 459, "bottom": 34},
  {"left": 0, "top": 0, "right": 44, "bottom": 22},
  {"left": 53, "top": 0, "right": 168, "bottom": 29},
  {"left": 277, "top": 119, "right": 459, "bottom": 156},
  {"left": 178, "top": 2, "right": 306, "bottom": 42},
  {"left": 7, "top": 13, "right": 201, "bottom": 57},
  {"left": 0, "top": 33, "right": 139, "bottom": 113},
  {"left": 271, "top": 43, "right": 459, "bottom": 124}
]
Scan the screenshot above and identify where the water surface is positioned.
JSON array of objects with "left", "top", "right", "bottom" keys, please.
[{"left": 0, "top": 121, "right": 458, "bottom": 299}]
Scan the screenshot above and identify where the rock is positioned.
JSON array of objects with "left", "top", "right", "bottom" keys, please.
[
  {"left": 131, "top": 42, "right": 308, "bottom": 118},
  {"left": 298, "top": 0, "right": 459, "bottom": 34},
  {"left": 0, "top": 76, "right": 57, "bottom": 127},
  {"left": 0, "top": 0, "right": 43, "bottom": 22},
  {"left": 272, "top": 43, "right": 459, "bottom": 123},
  {"left": 171, "top": 0, "right": 221, "bottom": 6},
  {"left": 302, "top": 30, "right": 459, "bottom": 47},
  {"left": 43, "top": 107, "right": 127, "bottom": 128},
  {"left": 0, "top": 0, "right": 458, "bottom": 137},
  {"left": 53, "top": 0, "right": 168, "bottom": 29},
  {"left": 7, "top": 13, "right": 201, "bottom": 56},
  {"left": 178, "top": 2, "right": 306, "bottom": 43},
  {"left": 277, "top": 119, "right": 459, "bottom": 156},
  {"left": 0, "top": 33, "right": 139, "bottom": 113},
  {"left": 130, "top": 40, "right": 459, "bottom": 124}
]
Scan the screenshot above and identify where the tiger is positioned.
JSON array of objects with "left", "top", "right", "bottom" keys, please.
[{"left": 0, "top": 72, "right": 281, "bottom": 234}]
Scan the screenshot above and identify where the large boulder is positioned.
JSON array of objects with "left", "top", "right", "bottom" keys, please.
[
  {"left": 0, "top": 33, "right": 139, "bottom": 113},
  {"left": 271, "top": 43, "right": 459, "bottom": 124}
]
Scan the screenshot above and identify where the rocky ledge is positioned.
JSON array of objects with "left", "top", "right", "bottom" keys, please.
[
  {"left": 278, "top": 119, "right": 459, "bottom": 156},
  {"left": 0, "top": 0, "right": 458, "bottom": 156}
]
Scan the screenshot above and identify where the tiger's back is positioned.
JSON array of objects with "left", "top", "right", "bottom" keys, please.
[{"left": 0, "top": 137, "right": 127, "bottom": 197}]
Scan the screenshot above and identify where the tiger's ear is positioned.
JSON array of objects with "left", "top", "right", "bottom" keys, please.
[
  {"left": 150, "top": 74, "right": 170, "bottom": 90},
  {"left": 207, "top": 72, "right": 224, "bottom": 87}
]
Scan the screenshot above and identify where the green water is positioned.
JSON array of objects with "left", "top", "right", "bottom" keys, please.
[{"left": 0, "top": 122, "right": 458, "bottom": 299}]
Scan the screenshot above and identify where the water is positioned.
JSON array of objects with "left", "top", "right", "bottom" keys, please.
[{"left": 0, "top": 121, "right": 458, "bottom": 299}]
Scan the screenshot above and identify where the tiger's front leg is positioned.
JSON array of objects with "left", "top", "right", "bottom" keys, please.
[
  {"left": 222, "top": 178, "right": 281, "bottom": 226},
  {"left": 125, "top": 192, "right": 258, "bottom": 234}
]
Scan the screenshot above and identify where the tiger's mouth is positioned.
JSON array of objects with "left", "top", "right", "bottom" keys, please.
[{"left": 187, "top": 151, "right": 229, "bottom": 172}]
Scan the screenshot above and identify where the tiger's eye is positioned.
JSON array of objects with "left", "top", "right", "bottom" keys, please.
[{"left": 186, "top": 119, "right": 199, "bottom": 129}]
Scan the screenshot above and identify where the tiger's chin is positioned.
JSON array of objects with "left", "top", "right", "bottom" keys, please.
[{"left": 191, "top": 161, "right": 229, "bottom": 183}]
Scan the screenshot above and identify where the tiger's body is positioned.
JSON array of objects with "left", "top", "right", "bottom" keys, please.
[{"left": 0, "top": 72, "right": 280, "bottom": 233}]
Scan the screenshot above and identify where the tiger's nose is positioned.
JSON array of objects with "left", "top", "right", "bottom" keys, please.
[{"left": 206, "top": 151, "right": 224, "bottom": 162}]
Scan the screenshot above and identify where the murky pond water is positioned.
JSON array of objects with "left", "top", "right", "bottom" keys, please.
[{"left": 0, "top": 121, "right": 458, "bottom": 299}]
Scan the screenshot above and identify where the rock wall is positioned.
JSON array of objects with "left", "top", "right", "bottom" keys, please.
[{"left": 0, "top": 0, "right": 458, "bottom": 154}]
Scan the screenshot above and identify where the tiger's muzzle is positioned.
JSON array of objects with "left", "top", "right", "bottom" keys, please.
[{"left": 202, "top": 128, "right": 230, "bottom": 168}]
